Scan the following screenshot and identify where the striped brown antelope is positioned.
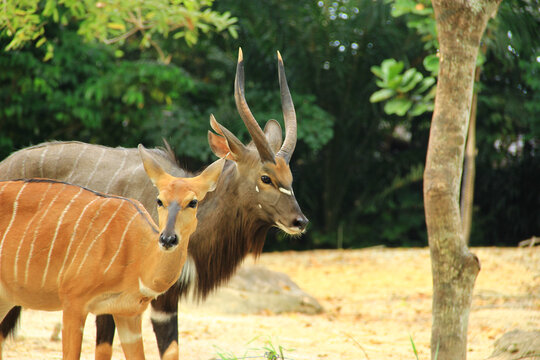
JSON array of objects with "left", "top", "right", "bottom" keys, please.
[
  {"left": 0, "top": 145, "right": 224, "bottom": 359},
  {"left": 0, "top": 48, "right": 308, "bottom": 360}
]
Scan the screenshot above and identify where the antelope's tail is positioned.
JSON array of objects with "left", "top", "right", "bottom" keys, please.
[{"left": 0, "top": 306, "right": 21, "bottom": 339}]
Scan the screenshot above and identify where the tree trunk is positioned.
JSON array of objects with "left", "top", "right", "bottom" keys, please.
[
  {"left": 424, "top": 1, "right": 501, "bottom": 360},
  {"left": 460, "top": 66, "right": 479, "bottom": 245}
]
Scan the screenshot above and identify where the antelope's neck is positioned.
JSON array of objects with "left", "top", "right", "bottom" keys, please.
[
  {"left": 139, "top": 236, "right": 188, "bottom": 297},
  {"left": 185, "top": 168, "right": 271, "bottom": 299}
]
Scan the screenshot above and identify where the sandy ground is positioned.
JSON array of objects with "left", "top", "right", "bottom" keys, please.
[{"left": 2, "top": 247, "right": 539, "bottom": 359}]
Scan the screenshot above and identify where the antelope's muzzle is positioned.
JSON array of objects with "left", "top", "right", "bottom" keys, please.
[
  {"left": 159, "top": 201, "right": 180, "bottom": 250},
  {"left": 159, "top": 233, "right": 178, "bottom": 249}
]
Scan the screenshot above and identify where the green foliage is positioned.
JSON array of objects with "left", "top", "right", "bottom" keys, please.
[
  {"left": 0, "top": 0, "right": 237, "bottom": 61},
  {"left": 370, "top": 59, "right": 435, "bottom": 117},
  {"left": 389, "top": 0, "right": 436, "bottom": 50},
  {"left": 370, "top": 0, "right": 437, "bottom": 118},
  {"left": 213, "top": 338, "right": 293, "bottom": 360},
  {"left": 410, "top": 335, "right": 439, "bottom": 360},
  {"left": 0, "top": 25, "right": 197, "bottom": 156},
  {"left": 0, "top": 0, "right": 537, "bottom": 249}
]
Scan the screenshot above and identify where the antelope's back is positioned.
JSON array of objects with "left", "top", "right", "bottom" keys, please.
[
  {"left": 0, "top": 179, "right": 157, "bottom": 309},
  {"left": 0, "top": 141, "right": 185, "bottom": 222}
]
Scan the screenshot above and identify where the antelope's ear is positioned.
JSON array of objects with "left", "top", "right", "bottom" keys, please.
[
  {"left": 264, "top": 119, "right": 283, "bottom": 154},
  {"left": 139, "top": 144, "right": 168, "bottom": 187},
  {"left": 208, "top": 114, "right": 246, "bottom": 162},
  {"left": 208, "top": 131, "right": 232, "bottom": 159},
  {"left": 194, "top": 158, "right": 225, "bottom": 199}
]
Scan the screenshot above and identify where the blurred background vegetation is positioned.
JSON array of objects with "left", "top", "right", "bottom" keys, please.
[{"left": 0, "top": 0, "right": 538, "bottom": 250}]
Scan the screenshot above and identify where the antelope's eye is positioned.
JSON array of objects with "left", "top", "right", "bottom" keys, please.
[
  {"left": 187, "top": 199, "right": 198, "bottom": 208},
  {"left": 157, "top": 199, "right": 163, "bottom": 207},
  {"left": 261, "top": 175, "right": 272, "bottom": 184}
]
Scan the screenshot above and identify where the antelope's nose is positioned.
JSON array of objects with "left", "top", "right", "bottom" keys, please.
[
  {"left": 159, "top": 233, "right": 178, "bottom": 249},
  {"left": 292, "top": 215, "right": 309, "bottom": 231}
]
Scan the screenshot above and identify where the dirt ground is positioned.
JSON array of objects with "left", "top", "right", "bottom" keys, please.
[{"left": 2, "top": 247, "right": 539, "bottom": 359}]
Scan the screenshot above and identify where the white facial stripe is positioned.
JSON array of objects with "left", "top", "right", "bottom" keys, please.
[
  {"left": 279, "top": 187, "right": 292, "bottom": 196},
  {"left": 255, "top": 185, "right": 259, "bottom": 193},
  {"left": 275, "top": 221, "right": 303, "bottom": 235},
  {"left": 139, "top": 278, "right": 162, "bottom": 298}
]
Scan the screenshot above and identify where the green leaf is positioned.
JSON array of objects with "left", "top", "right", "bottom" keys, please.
[
  {"left": 415, "top": 77, "right": 436, "bottom": 94},
  {"left": 384, "top": 98, "right": 412, "bottom": 116},
  {"left": 107, "top": 23, "right": 126, "bottom": 31},
  {"left": 370, "top": 89, "right": 396, "bottom": 103},
  {"left": 382, "top": 59, "right": 404, "bottom": 81},
  {"left": 36, "top": 37, "right": 47, "bottom": 48},
  {"left": 387, "top": 74, "right": 404, "bottom": 90},
  {"left": 423, "top": 54, "right": 439, "bottom": 74},
  {"left": 409, "top": 102, "right": 429, "bottom": 116},
  {"left": 370, "top": 65, "right": 383, "bottom": 79},
  {"left": 400, "top": 68, "right": 418, "bottom": 85},
  {"left": 399, "top": 71, "right": 423, "bottom": 92}
]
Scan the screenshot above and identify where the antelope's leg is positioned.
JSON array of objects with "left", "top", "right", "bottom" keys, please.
[
  {"left": 114, "top": 314, "right": 145, "bottom": 360},
  {"left": 150, "top": 284, "right": 180, "bottom": 360},
  {"left": 0, "top": 305, "right": 20, "bottom": 360},
  {"left": 95, "top": 314, "right": 116, "bottom": 360},
  {"left": 62, "top": 307, "right": 87, "bottom": 360}
]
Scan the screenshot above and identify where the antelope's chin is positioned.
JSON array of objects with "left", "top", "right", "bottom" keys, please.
[{"left": 275, "top": 221, "right": 304, "bottom": 236}]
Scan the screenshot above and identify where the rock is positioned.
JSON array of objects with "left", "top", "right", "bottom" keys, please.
[
  {"left": 488, "top": 330, "right": 540, "bottom": 360},
  {"left": 181, "top": 265, "right": 323, "bottom": 315}
]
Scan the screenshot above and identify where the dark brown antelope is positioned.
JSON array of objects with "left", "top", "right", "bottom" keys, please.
[
  {"left": 0, "top": 145, "right": 224, "bottom": 359},
  {"left": 0, "top": 48, "right": 308, "bottom": 360}
]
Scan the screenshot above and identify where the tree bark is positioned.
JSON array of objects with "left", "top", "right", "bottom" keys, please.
[
  {"left": 460, "top": 66, "right": 479, "bottom": 245},
  {"left": 424, "top": 1, "right": 500, "bottom": 359}
]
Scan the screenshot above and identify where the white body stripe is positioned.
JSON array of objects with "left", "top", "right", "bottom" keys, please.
[
  {"left": 103, "top": 212, "right": 139, "bottom": 274},
  {"left": 21, "top": 153, "right": 27, "bottom": 178},
  {"left": 5, "top": 156, "right": 14, "bottom": 177},
  {"left": 0, "top": 183, "right": 28, "bottom": 268},
  {"left": 57, "top": 197, "right": 100, "bottom": 285},
  {"left": 66, "top": 199, "right": 110, "bottom": 279},
  {"left": 53, "top": 144, "right": 65, "bottom": 178},
  {"left": 75, "top": 201, "right": 124, "bottom": 277},
  {"left": 105, "top": 149, "right": 128, "bottom": 193},
  {"left": 0, "top": 182, "right": 9, "bottom": 195},
  {"left": 39, "top": 147, "right": 49, "bottom": 178},
  {"left": 15, "top": 182, "right": 53, "bottom": 281},
  {"left": 25, "top": 184, "right": 66, "bottom": 284},
  {"left": 122, "top": 164, "right": 143, "bottom": 196},
  {"left": 137, "top": 180, "right": 152, "bottom": 205},
  {"left": 84, "top": 147, "right": 106, "bottom": 187},
  {"left": 41, "top": 187, "right": 84, "bottom": 287},
  {"left": 67, "top": 144, "right": 88, "bottom": 181},
  {"left": 150, "top": 309, "right": 177, "bottom": 324}
]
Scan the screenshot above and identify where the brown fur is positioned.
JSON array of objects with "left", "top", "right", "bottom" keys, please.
[
  {"left": 0, "top": 149, "right": 223, "bottom": 359},
  {"left": 0, "top": 50, "right": 308, "bottom": 359}
]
